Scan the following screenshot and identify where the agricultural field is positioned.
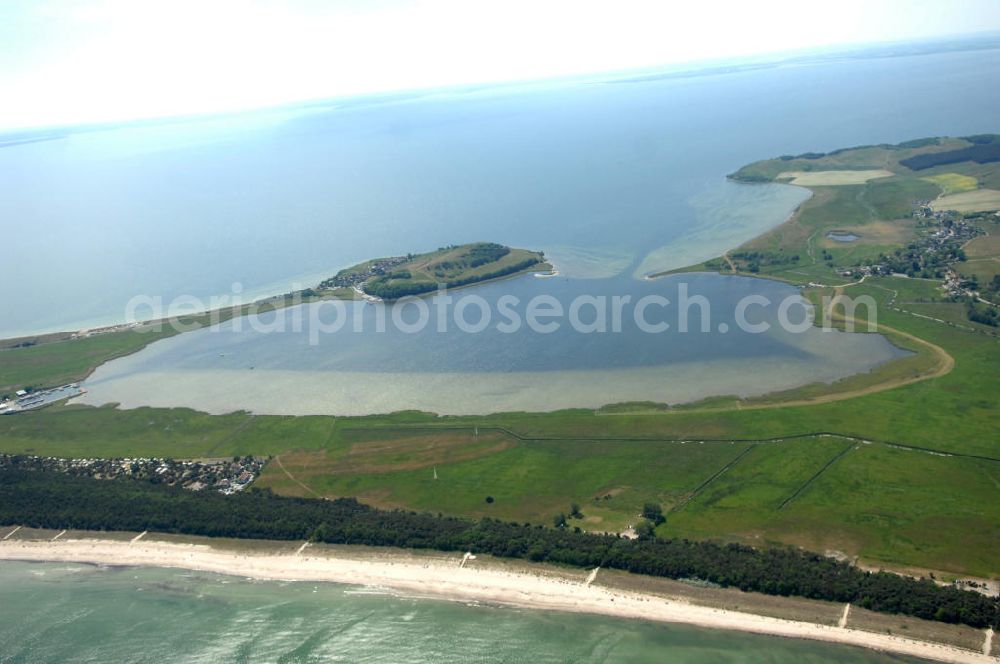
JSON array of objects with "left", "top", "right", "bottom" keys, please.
[
  {"left": 966, "top": 234, "right": 1000, "bottom": 259},
  {"left": 922, "top": 172, "right": 979, "bottom": 195},
  {"left": 776, "top": 169, "right": 893, "bottom": 186},
  {"left": 961, "top": 235, "right": 1000, "bottom": 286},
  {"left": 931, "top": 188, "right": 1000, "bottom": 213}
]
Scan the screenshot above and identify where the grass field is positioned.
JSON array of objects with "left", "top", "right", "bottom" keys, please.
[
  {"left": 817, "top": 220, "right": 916, "bottom": 250},
  {"left": 966, "top": 234, "right": 1000, "bottom": 259},
  {"left": 251, "top": 421, "right": 1000, "bottom": 577},
  {"left": 261, "top": 429, "right": 756, "bottom": 531},
  {"left": 397, "top": 244, "right": 546, "bottom": 283},
  {"left": 962, "top": 235, "right": 1000, "bottom": 285},
  {"left": 669, "top": 439, "right": 1000, "bottom": 577},
  {"left": 0, "top": 327, "right": 177, "bottom": 397}
]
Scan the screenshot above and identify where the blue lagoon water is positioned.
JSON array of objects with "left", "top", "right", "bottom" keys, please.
[{"left": 77, "top": 272, "right": 907, "bottom": 415}]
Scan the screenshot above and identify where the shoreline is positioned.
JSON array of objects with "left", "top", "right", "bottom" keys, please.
[
  {"left": 0, "top": 255, "right": 551, "bottom": 346},
  {"left": 0, "top": 538, "right": 993, "bottom": 663},
  {"left": 645, "top": 180, "right": 812, "bottom": 281},
  {"left": 0, "top": 256, "right": 551, "bottom": 398}
]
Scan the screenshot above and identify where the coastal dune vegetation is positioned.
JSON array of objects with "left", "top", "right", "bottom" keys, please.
[{"left": 1, "top": 467, "right": 996, "bottom": 630}]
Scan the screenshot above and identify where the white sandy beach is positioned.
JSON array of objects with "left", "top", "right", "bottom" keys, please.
[{"left": 0, "top": 538, "right": 995, "bottom": 663}]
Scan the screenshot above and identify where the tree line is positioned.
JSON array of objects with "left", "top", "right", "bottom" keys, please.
[
  {"left": 365, "top": 257, "right": 542, "bottom": 299},
  {"left": 900, "top": 135, "right": 1000, "bottom": 170},
  {"left": 1, "top": 468, "right": 995, "bottom": 629}
]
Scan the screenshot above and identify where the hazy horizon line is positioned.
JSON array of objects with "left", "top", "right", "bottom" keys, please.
[{"left": 2, "top": 29, "right": 998, "bottom": 137}]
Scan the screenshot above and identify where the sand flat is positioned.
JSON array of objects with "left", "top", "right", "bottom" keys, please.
[
  {"left": 0, "top": 537, "right": 994, "bottom": 664},
  {"left": 777, "top": 170, "right": 894, "bottom": 186}
]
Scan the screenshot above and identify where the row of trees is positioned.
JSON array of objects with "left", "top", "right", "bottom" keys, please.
[
  {"left": 1, "top": 468, "right": 996, "bottom": 629},
  {"left": 967, "top": 301, "right": 999, "bottom": 327},
  {"left": 433, "top": 243, "right": 511, "bottom": 277},
  {"left": 774, "top": 138, "right": 941, "bottom": 163},
  {"left": 727, "top": 250, "right": 800, "bottom": 274}
]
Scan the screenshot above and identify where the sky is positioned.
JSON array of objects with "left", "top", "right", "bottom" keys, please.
[{"left": 2, "top": 0, "right": 999, "bottom": 131}]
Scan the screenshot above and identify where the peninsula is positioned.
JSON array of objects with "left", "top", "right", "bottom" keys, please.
[
  {"left": 638, "top": 134, "right": 1000, "bottom": 410},
  {"left": 313, "top": 242, "right": 549, "bottom": 301},
  {"left": 0, "top": 241, "right": 549, "bottom": 397},
  {"left": 667, "top": 134, "right": 1000, "bottom": 303}
]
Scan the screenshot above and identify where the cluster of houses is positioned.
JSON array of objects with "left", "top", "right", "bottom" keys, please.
[
  {"left": 842, "top": 203, "right": 984, "bottom": 280},
  {"left": 913, "top": 201, "right": 983, "bottom": 245},
  {"left": 914, "top": 202, "right": 985, "bottom": 242},
  {"left": 913, "top": 201, "right": 948, "bottom": 222},
  {"left": 942, "top": 269, "right": 974, "bottom": 298},
  {"left": 318, "top": 255, "right": 409, "bottom": 292},
  {"left": 837, "top": 264, "right": 891, "bottom": 279},
  {"left": 0, "top": 453, "right": 266, "bottom": 494}
]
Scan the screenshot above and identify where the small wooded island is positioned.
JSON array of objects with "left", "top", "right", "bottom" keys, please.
[{"left": 313, "top": 242, "right": 549, "bottom": 300}]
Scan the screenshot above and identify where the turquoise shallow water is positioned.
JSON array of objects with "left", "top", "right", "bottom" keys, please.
[{"left": 0, "top": 561, "right": 919, "bottom": 663}]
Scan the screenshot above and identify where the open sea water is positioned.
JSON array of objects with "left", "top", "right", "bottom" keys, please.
[{"left": 0, "top": 562, "right": 920, "bottom": 663}]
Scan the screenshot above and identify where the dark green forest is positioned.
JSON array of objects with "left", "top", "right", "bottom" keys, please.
[
  {"left": 900, "top": 135, "right": 1000, "bottom": 170},
  {"left": 1, "top": 468, "right": 996, "bottom": 629}
]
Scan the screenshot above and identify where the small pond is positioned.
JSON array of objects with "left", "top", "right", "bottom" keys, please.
[{"left": 827, "top": 231, "right": 860, "bottom": 243}]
